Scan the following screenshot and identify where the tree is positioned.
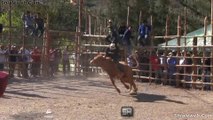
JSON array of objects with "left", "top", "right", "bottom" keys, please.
[{"left": 105, "top": 0, "right": 211, "bottom": 45}]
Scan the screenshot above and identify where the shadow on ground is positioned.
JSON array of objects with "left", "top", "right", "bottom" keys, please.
[
  {"left": 133, "top": 93, "right": 186, "bottom": 105},
  {"left": 11, "top": 112, "right": 48, "bottom": 120},
  {"left": 5, "top": 91, "right": 49, "bottom": 99}
]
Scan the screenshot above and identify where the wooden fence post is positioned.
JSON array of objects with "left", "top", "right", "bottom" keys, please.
[
  {"left": 163, "top": 15, "right": 169, "bottom": 85},
  {"left": 192, "top": 37, "right": 198, "bottom": 89},
  {"left": 202, "top": 16, "right": 208, "bottom": 90},
  {"left": 211, "top": 0, "right": 213, "bottom": 90},
  {"left": 176, "top": 16, "right": 181, "bottom": 87},
  {"left": 127, "top": 6, "right": 130, "bottom": 26}
]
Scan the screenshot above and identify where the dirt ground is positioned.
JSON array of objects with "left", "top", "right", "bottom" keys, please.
[{"left": 0, "top": 75, "right": 213, "bottom": 120}]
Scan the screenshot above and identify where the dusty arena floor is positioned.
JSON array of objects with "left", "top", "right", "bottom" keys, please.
[{"left": 0, "top": 75, "right": 213, "bottom": 120}]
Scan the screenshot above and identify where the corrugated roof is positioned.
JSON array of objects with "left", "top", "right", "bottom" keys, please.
[{"left": 159, "top": 24, "right": 212, "bottom": 47}]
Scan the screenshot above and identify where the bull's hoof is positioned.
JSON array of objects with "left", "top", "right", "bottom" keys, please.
[{"left": 129, "top": 91, "right": 137, "bottom": 95}]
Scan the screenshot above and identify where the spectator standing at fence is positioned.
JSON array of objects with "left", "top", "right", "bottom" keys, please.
[
  {"left": 150, "top": 51, "right": 161, "bottom": 84},
  {"left": 7, "top": 45, "right": 18, "bottom": 77},
  {"left": 179, "top": 50, "right": 186, "bottom": 80},
  {"left": 0, "top": 45, "right": 6, "bottom": 70},
  {"left": 122, "top": 25, "right": 133, "bottom": 57},
  {"left": 22, "top": 11, "right": 35, "bottom": 36},
  {"left": 139, "top": 50, "right": 149, "bottom": 77},
  {"left": 55, "top": 48, "right": 62, "bottom": 73},
  {"left": 138, "top": 20, "right": 151, "bottom": 47},
  {"left": 24, "top": 47, "right": 30, "bottom": 78},
  {"left": 62, "top": 46, "right": 70, "bottom": 76},
  {"left": 203, "top": 52, "right": 211, "bottom": 90},
  {"left": 31, "top": 47, "right": 41, "bottom": 77},
  {"left": 159, "top": 51, "right": 167, "bottom": 71},
  {"left": 118, "top": 22, "right": 127, "bottom": 39},
  {"left": 167, "top": 51, "right": 177, "bottom": 85},
  {"left": 17, "top": 47, "right": 29, "bottom": 78},
  {"left": 158, "top": 51, "right": 168, "bottom": 84},
  {"left": 49, "top": 48, "right": 57, "bottom": 77},
  {"left": 34, "top": 12, "right": 44, "bottom": 37},
  {"left": 17, "top": 47, "right": 22, "bottom": 77},
  {"left": 183, "top": 52, "right": 193, "bottom": 88}
]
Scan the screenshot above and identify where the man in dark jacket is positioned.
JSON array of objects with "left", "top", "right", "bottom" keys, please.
[
  {"left": 7, "top": 45, "right": 18, "bottom": 77},
  {"left": 138, "top": 20, "right": 151, "bottom": 46},
  {"left": 122, "top": 25, "right": 133, "bottom": 57},
  {"left": 34, "top": 12, "right": 44, "bottom": 37},
  {"left": 105, "top": 20, "right": 120, "bottom": 46}
]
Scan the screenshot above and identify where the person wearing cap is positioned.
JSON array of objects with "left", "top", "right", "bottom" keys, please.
[{"left": 105, "top": 19, "right": 119, "bottom": 45}]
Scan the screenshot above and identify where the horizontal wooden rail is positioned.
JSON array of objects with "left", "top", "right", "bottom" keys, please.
[
  {"left": 49, "top": 30, "right": 77, "bottom": 35},
  {"left": 154, "top": 35, "right": 213, "bottom": 39},
  {"left": 181, "top": 80, "right": 213, "bottom": 85},
  {"left": 83, "top": 44, "right": 109, "bottom": 47},
  {"left": 83, "top": 34, "right": 106, "bottom": 38},
  {"left": 82, "top": 52, "right": 105, "bottom": 54}
]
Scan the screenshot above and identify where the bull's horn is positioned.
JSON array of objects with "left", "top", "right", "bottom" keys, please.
[{"left": 90, "top": 60, "right": 93, "bottom": 64}]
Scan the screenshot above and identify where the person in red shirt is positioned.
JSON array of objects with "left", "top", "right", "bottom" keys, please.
[
  {"left": 149, "top": 50, "right": 161, "bottom": 84},
  {"left": 31, "top": 46, "right": 41, "bottom": 77}
]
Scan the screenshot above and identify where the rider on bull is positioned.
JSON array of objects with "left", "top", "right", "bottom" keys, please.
[
  {"left": 105, "top": 43, "right": 120, "bottom": 63},
  {"left": 105, "top": 43, "right": 124, "bottom": 77},
  {"left": 105, "top": 19, "right": 124, "bottom": 76}
]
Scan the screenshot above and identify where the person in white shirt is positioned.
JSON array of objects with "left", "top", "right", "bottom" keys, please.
[{"left": 17, "top": 46, "right": 30, "bottom": 78}]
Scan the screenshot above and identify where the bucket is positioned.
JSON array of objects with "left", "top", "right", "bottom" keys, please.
[{"left": 0, "top": 71, "right": 9, "bottom": 97}]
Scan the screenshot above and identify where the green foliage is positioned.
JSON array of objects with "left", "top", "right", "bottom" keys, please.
[
  {"left": 107, "top": 0, "right": 129, "bottom": 24},
  {"left": 0, "top": 1, "right": 78, "bottom": 47},
  {"left": 47, "top": 1, "right": 78, "bottom": 31},
  {"left": 105, "top": 0, "right": 211, "bottom": 45},
  {"left": 0, "top": 0, "right": 211, "bottom": 46},
  {"left": 0, "top": 13, "right": 9, "bottom": 26},
  {"left": 0, "top": 11, "right": 22, "bottom": 29}
]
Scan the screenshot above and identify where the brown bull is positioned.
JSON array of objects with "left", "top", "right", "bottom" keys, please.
[{"left": 90, "top": 54, "right": 137, "bottom": 95}]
